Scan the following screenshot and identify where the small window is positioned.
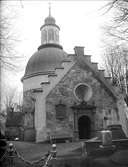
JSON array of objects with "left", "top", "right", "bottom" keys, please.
[
  {"left": 42, "top": 30, "right": 47, "bottom": 43},
  {"left": 48, "top": 29, "right": 54, "bottom": 41}
]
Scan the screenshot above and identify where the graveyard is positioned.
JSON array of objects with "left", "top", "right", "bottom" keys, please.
[{"left": 1, "top": 1, "right": 128, "bottom": 167}]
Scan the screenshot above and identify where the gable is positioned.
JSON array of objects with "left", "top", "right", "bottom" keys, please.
[
  {"left": 47, "top": 47, "right": 117, "bottom": 101},
  {"left": 74, "top": 47, "right": 117, "bottom": 101},
  {"left": 47, "top": 63, "right": 116, "bottom": 106}
]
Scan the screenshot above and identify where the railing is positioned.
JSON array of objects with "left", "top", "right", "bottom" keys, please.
[{"left": 0, "top": 142, "right": 57, "bottom": 167}]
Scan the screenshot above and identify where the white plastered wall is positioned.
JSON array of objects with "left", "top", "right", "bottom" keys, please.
[
  {"left": 23, "top": 75, "right": 49, "bottom": 92},
  {"left": 34, "top": 92, "right": 47, "bottom": 142},
  {"left": 23, "top": 75, "right": 48, "bottom": 142}
]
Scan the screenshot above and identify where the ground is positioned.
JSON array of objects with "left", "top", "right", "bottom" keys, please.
[
  {"left": 10, "top": 140, "right": 82, "bottom": 160},
  {"left": 2, "top": 139, "right": 128, "bottom": 167},
  {"left": 1, "top": 140, "right": 84, "bottom": 167}
]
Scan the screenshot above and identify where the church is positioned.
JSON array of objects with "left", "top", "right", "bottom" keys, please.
[{"left": 21, "top": 7, "right": 124, "bottom": 142}]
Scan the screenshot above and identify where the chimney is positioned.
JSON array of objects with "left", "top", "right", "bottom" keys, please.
[{"left": 74, "top": 46, "right": 84, "bottom": 56}]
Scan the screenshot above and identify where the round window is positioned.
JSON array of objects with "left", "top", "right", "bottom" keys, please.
[{"left": 74, "top": 83, "right": 92, "bottom": 102}]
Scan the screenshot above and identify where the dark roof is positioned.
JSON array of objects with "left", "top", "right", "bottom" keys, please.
[
  {"left": 45, "top": 15, "right": 55, "bottom": 24},
  {"left": 22, "top": 44, "right": 68, "bottom": 80},
  {"left": 40, "top": 13, "right": 60, "bottom": 30}
]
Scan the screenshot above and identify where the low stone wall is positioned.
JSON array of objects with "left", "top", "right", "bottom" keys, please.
[{"left": 85, "top": 139, "right": 128, "bottom": 154}]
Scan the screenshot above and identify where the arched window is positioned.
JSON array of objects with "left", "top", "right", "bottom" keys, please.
[
  {"left": 42, "top": 30, "right": 47, "bottom": 44},
  {"left": 48, "top": 29, "right": 54, "bottom": 42},
  {"left": 55, "top": 30, "right": 59, "bottom": 42}
]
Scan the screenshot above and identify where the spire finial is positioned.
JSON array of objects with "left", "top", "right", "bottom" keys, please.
[{"left": 49, "top": 2, "right": 51, "bottom": 16}]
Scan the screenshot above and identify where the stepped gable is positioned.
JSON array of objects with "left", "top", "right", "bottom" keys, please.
[{"left": 74, "top": 46, "right": 117, "bottom": 100}]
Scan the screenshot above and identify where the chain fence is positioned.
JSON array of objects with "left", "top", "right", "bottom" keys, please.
[{"left": 0, "top": 142, "right": 57, "bottom": 167}]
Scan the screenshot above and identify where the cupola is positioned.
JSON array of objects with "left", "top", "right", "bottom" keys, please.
[
  {"left": 40, "top": 4, "right": 60, "bottom": 45},
  {"left": 22, "top": 4, "right": 68, "bottom": 81}
]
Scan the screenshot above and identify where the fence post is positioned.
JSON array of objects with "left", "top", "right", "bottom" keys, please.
[
  {"left": 51, "top": 144, "right": 56, "bottom": 157},
  {"left": 8, "top": 143, "right": 15, "bottom": 167},
  {"left": 51, "top": 144, "right": 57, "bottom": 167}
]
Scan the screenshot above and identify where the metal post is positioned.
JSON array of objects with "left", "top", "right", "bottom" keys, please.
[
  {"left": 51, "top": 144, "right": 57, "bottom": 167},
  {"left": 51, "top": 144, "right": 57, "bottom": 158},
  {"left": 8, "top": 143, "right": 15, "bottom": 167},
  {"left": 43, "top": 144, "right": 57, "bottom": 167}
]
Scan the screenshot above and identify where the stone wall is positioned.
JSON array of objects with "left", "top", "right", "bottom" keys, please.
[
  {"left": 117, "top": 97, "right": 128, "bottom": 137},
  {"left": 5, "top": 126, "right": 24, "bottom": 140},
  {"left": 46, "top": 65, "right": 118, "bottom": 139}
]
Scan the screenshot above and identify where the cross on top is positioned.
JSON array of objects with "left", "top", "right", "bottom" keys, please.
[{"left": 49, "top": 2, "right": 51, "bottom": 16}]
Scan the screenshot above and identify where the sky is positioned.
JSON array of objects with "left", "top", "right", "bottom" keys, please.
[{"left": 1, "top": 0, "right": 112, "bottom": 101}]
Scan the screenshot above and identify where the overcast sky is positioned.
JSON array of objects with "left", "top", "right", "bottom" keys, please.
[{"left": 1, "top": 0, "right": 112, "bottom": 96}]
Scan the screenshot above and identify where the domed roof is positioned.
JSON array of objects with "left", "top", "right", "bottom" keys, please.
[
  {"left": 23, "top": 44, "right": 68, "bottom": 79},
  {"left": 45, "top": 16, "right": 55, "bottom": 24}
]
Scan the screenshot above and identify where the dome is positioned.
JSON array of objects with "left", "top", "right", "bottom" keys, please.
[
  {"left": 23, "top": 44, "right": 68, "bottom": 80},
  {"left": 45, "top": 16, "right": 55, "bottom": 25}
]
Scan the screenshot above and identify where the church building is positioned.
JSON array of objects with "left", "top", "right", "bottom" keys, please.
[{"left": 22, "top": 7, "right": 123, "bottom": 142}]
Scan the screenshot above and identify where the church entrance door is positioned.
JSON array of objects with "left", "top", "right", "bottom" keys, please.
[{"left": 78, "top": 115, "right": 91, "bottom": 139}]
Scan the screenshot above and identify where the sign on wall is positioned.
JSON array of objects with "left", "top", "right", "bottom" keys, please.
[{"left": 55, "top": 101, "right": 66, "bottom": 120}]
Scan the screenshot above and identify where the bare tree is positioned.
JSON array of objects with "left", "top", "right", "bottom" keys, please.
[
  {"left": 103, "top": 45, "right": 127, "bottom": 92},
  {"left": 0, "top": 1, "right": 24, "bottom": 124},
  {"left": 3, "top": 87, "right": 23, "bottom": 113},
  {"left": 101, "top": 0, "right": 128, "bottom": 102},
  {"left": 0, "top": 86, "right": 23, "bottom": 134},
  {"left": 4, "top": 87, "right": 17, "bottom": 112},
  {"left": 0, "top": 1, "right": 23, "bottom": 71},
  {"left": 102, "top": 42, "right": 128, "bottom": 105},
  {"left": 102, "top": 0, "right": 128, "bottom": 41},
  {"left": 0, "top": 87, "right": 16, "bottom": 134}
]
